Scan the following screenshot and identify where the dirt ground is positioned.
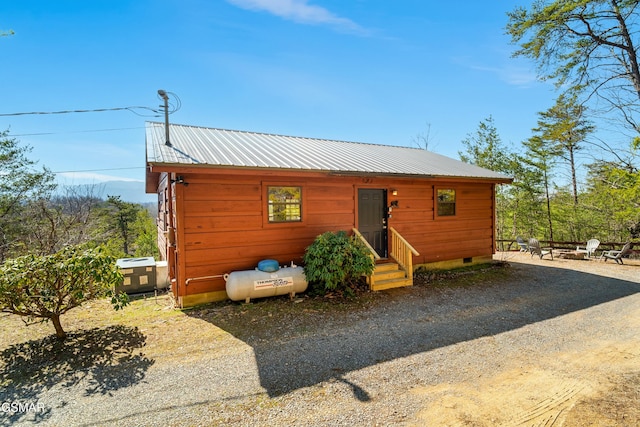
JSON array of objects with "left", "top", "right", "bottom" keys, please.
[
  {"left": 413, "top": 253, "right": 640, "bottom": 427},
  {"left": 413, "top": 340, "right": 640, "bottom": 426}
]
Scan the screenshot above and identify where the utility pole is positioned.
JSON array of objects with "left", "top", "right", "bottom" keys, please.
[{"left": 157, "top": 89, "right": 170, "bottom": 146}]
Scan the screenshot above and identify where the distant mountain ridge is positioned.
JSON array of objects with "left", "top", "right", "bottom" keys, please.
[{"left": 60, "top": 181, "right": 156, "bottom": 204}]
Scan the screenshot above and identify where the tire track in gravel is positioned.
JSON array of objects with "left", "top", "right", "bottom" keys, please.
[{"left": 507, "top": 380, "right": 586, "bottom": 426}]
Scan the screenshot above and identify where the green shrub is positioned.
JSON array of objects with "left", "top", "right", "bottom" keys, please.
[
  {"left": 0, "top": 245, "right": 128, "bottom": 340},
  {"left": 303, "top": 231, "right": 375, "bottom": 294}
]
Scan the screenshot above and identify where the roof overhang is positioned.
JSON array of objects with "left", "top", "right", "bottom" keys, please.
[{"left": 145, "top": 161, "right": 513, "bottom": 191}]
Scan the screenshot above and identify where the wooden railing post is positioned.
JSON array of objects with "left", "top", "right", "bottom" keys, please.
[
  {"left": 352, "top": 228, "right": 381, "bottom": 287},
  {"left": 389, "top": 227, "right": 420, "bottom": 279},
  {"left": 353, "top": 227, "right": 419, "bottom": 288}
]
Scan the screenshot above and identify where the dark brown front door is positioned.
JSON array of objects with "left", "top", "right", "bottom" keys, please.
[{"left": 358, "top": 189, "right": 387, "bottom": 257}]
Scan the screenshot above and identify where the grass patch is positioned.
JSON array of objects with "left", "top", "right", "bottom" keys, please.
[{"left": 414, "top": 261, "right": 511, "bottom": 288}]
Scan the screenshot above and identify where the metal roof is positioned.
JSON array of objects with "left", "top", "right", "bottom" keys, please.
[{"left": 146, "top": 122, "right": 511, "bottom": 181}]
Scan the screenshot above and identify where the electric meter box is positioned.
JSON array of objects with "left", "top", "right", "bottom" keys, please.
[{"left": 116, "top": 257, "right": 156, "bottom": 294}]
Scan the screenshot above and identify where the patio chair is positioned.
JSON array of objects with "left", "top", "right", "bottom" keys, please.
[
  {"left": 576, "top": 239, "right": 600, "bottom": 258},
  {"left": 528, "top": 238, "right": 553, "bottom": 260},
  {"left": 602, "top": 242, "right": 632, "bottom": 264},
  {"left": 516, "top": 236, "right": 529, "bottom": 252}
]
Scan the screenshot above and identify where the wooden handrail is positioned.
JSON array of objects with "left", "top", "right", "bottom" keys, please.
[
  {"left": 352, "top": 228, "right": 381, "bottom": 260},
  {"left": 389, "top": 227, "right": 419, "bottom": 281},
  {"left": 389, "top": 227, "right": 420, "bottom": 256}
]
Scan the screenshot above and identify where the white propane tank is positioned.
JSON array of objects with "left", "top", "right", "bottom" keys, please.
[{"left": 225, "top": 266, "right": 307, "bottom": 302}]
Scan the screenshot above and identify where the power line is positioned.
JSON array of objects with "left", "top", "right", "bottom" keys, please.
[
  {"left": 0, "top": 106, "right": 161, "bottom": 117},
  {"left": 10, "top": 126, "right": 145, "bottom": 137},
  {"left": 53, "top": 167, "right": 144, "bottom": 174},
  {"left": 2, "top": 90, "right": 181, "bottom": 119}
]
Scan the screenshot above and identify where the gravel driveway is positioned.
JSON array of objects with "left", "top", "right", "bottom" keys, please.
[{"left": 3, "top": 252, "right": 640, "bottom": 426}]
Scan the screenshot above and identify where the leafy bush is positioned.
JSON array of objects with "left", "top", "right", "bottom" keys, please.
[
  {"left": 0, "top": 245, "right": 128, "bottom": 339},
  {"left": 303, "top": 231, "right": 375, "bottom": 294}
]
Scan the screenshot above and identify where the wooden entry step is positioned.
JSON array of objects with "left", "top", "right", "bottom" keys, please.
[{"left": 369, "top": 262, "right": 413, "bottom": 291}]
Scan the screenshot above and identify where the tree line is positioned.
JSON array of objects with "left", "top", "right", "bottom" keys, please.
[
  {"left": 458, "top": 0, "right": 639, "bottom": 246},
  {"left": 460, "top": 114, "right": 638, "bottom": 246},
  {"left": 0, "top": 129, "right": 158, "bottom": 263}
]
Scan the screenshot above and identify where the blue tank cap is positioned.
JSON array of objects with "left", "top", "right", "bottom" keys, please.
[{"left": 257, "top": 259, "right": 279, "bottom": 272}]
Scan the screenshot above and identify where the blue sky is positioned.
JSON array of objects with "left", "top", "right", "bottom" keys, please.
[{"left": 1, "top": 1, "right": 558, "bottom": 192}]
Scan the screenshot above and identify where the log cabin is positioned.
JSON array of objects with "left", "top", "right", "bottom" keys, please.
[{"left": 145, "top": 122, "right": 512, "bottom": 307}]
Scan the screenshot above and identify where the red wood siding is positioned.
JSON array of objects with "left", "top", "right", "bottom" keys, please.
[{"left": 154, "top": 170, "right": 498, "bottom": 297}]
